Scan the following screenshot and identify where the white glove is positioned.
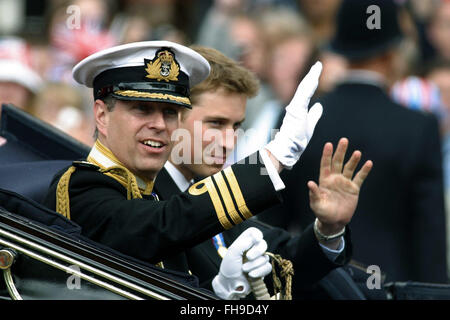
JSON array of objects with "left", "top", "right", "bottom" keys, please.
[
  {"left": 212, "top": 227, "right": 272, "bottom": 300},
  {"left": 265, "top": 61, "right": 323, "bottom": 169}
]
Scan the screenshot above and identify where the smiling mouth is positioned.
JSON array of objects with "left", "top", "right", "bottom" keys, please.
[
  {"left": 141, "top": 139, "right": 165, "bottom": 149},
  {"left": 208, "top": 155, "right": 227, "bottom": 164}
]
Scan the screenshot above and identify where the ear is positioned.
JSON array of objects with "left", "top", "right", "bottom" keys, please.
[{"left": 94, "top": 99, "right": 109, "bottom": 138}]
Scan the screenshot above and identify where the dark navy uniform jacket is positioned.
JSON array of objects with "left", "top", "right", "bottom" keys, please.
[
  {"left": 44, "top": 151, "right": 282, "bottom": 266},
  {"left": 153, "top": 167, "right": 352, "bottom": 297}
]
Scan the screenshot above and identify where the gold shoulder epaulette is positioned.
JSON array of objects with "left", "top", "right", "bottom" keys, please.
[{"left": 56, "top": 161, "right": 99, "bottom": 220}]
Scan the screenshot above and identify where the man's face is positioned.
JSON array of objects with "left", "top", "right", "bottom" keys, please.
[
  {"left": 95, "top": 99, "right": 180, "bottom": 179},
  {"left": 173, "top": 88, "right": 246, "bottom": 178},
  {"left": 268, "top": 37, "right": 312, "bottom": 103}
]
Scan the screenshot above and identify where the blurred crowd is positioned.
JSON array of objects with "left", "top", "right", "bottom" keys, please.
[
  {"left": 1, "top": 0, "right": 449, "bottom": 150},
  {"left": 1, "top": 0, "right": 450, "bottom": 281}
]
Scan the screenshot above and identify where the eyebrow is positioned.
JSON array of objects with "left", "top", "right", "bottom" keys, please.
[
  {"left": 236, "top": 118, "right": 245, "bottom": 124},
  {"left": 204, "top": 116, "right": 246, "bottom": 124},
  {"left": 126, "top": 101, "right": 151, "bottom": 108}
]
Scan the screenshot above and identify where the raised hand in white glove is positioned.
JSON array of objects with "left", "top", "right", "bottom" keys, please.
[
  {"left": 265, "top": 61, "right": 323, "bottom": 169},
  {"left": 212, "top": 227, "right": 272, "bottom": 300}
]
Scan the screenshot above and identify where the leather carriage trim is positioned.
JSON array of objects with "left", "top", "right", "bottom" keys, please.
[{"left": 0, "top": 227, "right": 169, "bottom": 300}]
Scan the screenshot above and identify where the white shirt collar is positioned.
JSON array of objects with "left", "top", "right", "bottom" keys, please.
[
  {"left": 339, "top": 69, "right": 387, "bottom": 88},
  {"left": 164, "top": 161, "right": 193, "bottom": 192}
]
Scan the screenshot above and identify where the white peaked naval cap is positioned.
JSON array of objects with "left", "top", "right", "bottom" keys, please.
[{"left": 72, "top": 40, "right": 211, "bottom": 108}]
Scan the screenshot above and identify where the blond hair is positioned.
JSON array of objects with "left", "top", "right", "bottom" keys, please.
[{"left": 188, "top": 45, "right": 260, "bottom": 105}]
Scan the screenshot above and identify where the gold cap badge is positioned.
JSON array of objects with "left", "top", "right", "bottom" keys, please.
[{"left": 145, "top": 49, "right": 180, "bottom": 82}]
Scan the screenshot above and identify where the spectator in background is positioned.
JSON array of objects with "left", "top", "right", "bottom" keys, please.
[
  {"left": 46, "top": 0, "right": 116, "bottom": 83},
  {"left": 197, "top": 4, "right": 275, "bottom": 133},
  {"left": 109, "top": 1, "right": 188, "bottom": 45},
  {"left": 195, "top": 0, "right": 246, "bottom": 59},
  {"left": 32, "top": 82, "right": 95, "bottom": 146},
  {"left": 392, "top": 0, "right": 443, "bottom": 65},
  {"left": 394, "top": 3, "right": 423, "bottom": 80},
  {"left": 258, "top": 9, "right": 315, "bottom": 104},
  {"left": 112, "top": 11, "right": 152, "bottom": 44},
  {"left": 266, "top": 33, "right": 315, "bottom": 107},
  {"left": 317, "top": 51, "right": 348, "bottom": 94},
  {"left": 296, "top": 0, "right": 342, "bottom": 46},
  {"left": 425, "top": 60, "right": 450, "bottom": 277},
  {"left": 0, "top": 37, "right": 43, "bottom": 115},
  {"left": 196, "top": 0, "right": 299, "bottom": 60},
  {"left": 392, "top": 60, "right": 450, "bottom": 193},
  {"left": 258, "top": 0, "right": 448, "bottom": 283},
  {"left": 391, "top": 76, "right": 445, "bottom": 128},
  {"left": 0, "top": 36, "right": 43, "bottom": 152},
  {"left": 390, "top": 64, "right": 450, "bottom": 280},
  {"left": 427, "top": 0, "right": 450, "bottom": 61},
  {"left": 228, "top": 13, "right": 273, "bottom": 132},
  {"left": 230, "top": 11, "right": 316, "bottom": 163},
  {"left": 426, "top": 60, "right": 450, "bottom": 133},
  {"left": 260, "top": 5, "right": 347, "bottom": 95},
  {"left": 196, "top": 4, "right": 322, "bottom": 136}
]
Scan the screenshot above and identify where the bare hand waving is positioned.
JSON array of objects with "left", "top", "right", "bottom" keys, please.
[{"left": 308, "top": 138, "right": 373, "bottom": 239}]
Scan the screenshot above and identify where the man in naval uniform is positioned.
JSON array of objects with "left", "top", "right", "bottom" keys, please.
[
  {"left": 44, "top": 41, "right": 372, "bottom": 299},
  {"left": 154, "top": 46, "right": 373, "bottom": 298}
]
